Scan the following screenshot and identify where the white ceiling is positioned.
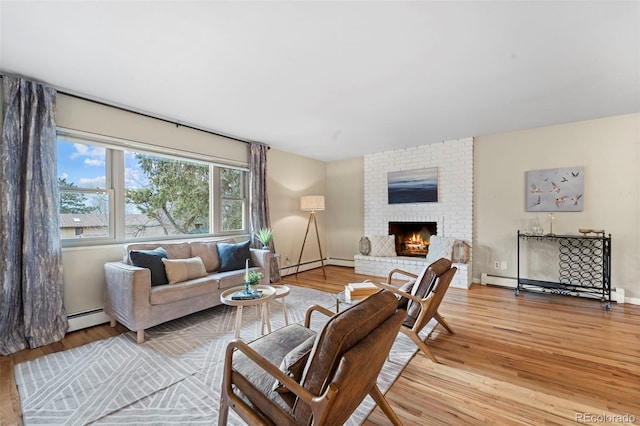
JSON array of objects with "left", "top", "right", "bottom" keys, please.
[{"left": 1, "top": 1, "right": 639, "bottom": 162}]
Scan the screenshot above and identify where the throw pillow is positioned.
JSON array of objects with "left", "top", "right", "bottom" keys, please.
[
  {"left": 161, "top": 257, "right": 208, "bottom": 284},
  {"left": 129, "top": 247, "right": 169, "bottom": 286},
  {"left": 396, "top": 279, "right": 415, "bottom": 310},
  {"left": 217, "top": 240, "right": 251, "bottom": 272},
  {"left": 368, "top": 235, "right": 397, "bottom": 257},
  {"left": 425, "top": 235, "right": 456, "bottom": 263},
  {"left": 189, "top": 238, "right": 234, "bottom": 272},
  {"left": 273, "top": 335, "right": 316, "bottom": 393},
  {"left": 403, "top": 267, "right": 438, "bottom": 328}
]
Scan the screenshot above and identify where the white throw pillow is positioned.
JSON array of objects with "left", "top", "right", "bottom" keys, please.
[
  {"left": 368, "top": 235, "right": 397, "bottom": 257},
  {"left": 161, "top": 256, "right": 208, "bottom": 284},
  {"left": 426, "top": 235, "right": 456, "bottom": 263}
]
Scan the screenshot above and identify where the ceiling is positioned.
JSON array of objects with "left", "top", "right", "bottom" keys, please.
[{"left": 1, "top": 1, "right": 638, "bottom": 162}]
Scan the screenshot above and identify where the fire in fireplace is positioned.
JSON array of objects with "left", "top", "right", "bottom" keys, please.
[{"left": 388, "top": 221, "right": 437, "bottom": 257}]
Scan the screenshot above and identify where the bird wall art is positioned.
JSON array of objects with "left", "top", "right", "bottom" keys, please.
[{"left": 526, "top": 167, "right": 584, "bottom": 212}]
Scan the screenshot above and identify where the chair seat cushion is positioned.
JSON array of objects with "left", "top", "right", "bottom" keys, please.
[
  {"left": 273, "top": 335, "right": 316, "bottom": 393},
  {"left": 233, "top": 324, "right": 316, "bottom": 415}
]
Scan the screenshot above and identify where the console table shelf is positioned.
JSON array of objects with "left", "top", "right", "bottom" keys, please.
[{"left": 516, "top": 231, "right": 612, "bottom": 309}]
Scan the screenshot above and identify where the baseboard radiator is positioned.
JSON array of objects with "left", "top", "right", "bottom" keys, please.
[
  {"left": 480, "top": 273, "right": 517, "bottom": 288},
  {"left": 67, "top": 308, "right": 110, "bottom": 332}
]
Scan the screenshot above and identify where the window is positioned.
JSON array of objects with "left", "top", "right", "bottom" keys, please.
[
  {"left": 57, "top": 138, "right": 112, "bottom": 239},
  {"left": 124, "top": 151, "right": 211, "bottom": 238},
  {"left": 57, "top": 130, "right": 248, "bottom": 244}
]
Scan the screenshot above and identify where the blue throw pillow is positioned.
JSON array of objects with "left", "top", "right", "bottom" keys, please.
[
  {"left": 217, "top": 240, "right": 251, "bottom": 272},
  {"left": 129, "top": 247, "right": 169, "bottom": 286}
]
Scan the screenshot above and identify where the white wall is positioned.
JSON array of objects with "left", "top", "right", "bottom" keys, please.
[
  {"left": 474, "top": 113, "right": 640, "bottom": 299},
  {"left": 359, "top": 137, "right": 474, "bottom": 287}
]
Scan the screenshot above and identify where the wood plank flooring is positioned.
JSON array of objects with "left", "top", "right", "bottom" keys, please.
[{"left": 1, "top": 265, "right": 639, "bottom": 425}]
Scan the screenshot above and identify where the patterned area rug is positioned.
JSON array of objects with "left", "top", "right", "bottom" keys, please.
[{"left": 15, "top": 285, "right": 434, "bottom": 425}]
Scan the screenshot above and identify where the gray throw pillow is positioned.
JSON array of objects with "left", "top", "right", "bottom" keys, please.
[
  {"left": 403, "top": 268, "right": 437, "bottom": 328},
  {"left": 272, "top": 335, "right": 316, "bottom": 394}
]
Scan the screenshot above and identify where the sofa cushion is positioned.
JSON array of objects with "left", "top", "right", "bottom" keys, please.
[
  {"left": 161, "top": 256, "right": 208, "bottom": 284},
  {"left": 129, "top": 247, "right": 169, "bottom": 286},
  {"left": 217, "top": 240, "right": 251, "bottom": 272},
  {"left": 189, "top": 238, "right": 235, "bottom": 272},
  {"left": 273, "top": 335, "right": 316, "bottom": 393},
  {"left": 149, "top": 275, "right": 219, "bottom": 305},
  {"left": 124, "top": 242, "right": 191, "bottom": 264}
]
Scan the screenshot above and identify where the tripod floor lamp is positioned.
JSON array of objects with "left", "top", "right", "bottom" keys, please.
[{"left": 295, "top": 195, "right": 326, "bottom": 279}]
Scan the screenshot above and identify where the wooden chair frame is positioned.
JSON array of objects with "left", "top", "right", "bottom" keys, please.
[
  {"left": 377, "top": 266, "right": 457, "bottom": 363},
  {"left": 219, "top": 304, "right": 402, "bottom": 426}
]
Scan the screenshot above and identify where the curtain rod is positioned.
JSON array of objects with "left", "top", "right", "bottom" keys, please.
[{"left": 0, "top": 73, "right": 269, "bottom": 149}]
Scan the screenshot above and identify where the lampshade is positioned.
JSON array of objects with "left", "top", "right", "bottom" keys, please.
[{"left": 300, "top": 195, "right": 325, "bottom": 212}]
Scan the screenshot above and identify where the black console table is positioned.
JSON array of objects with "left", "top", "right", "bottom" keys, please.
[{"left": 516, "top": 231, "right": 612, "bottom": 309}]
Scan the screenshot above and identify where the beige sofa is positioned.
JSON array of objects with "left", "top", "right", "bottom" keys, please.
[{"left": 104, "top": 239, "right": 271, "bottom": 343}]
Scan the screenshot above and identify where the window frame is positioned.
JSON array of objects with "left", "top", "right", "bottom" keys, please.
[{"left": 57, "top": 128, "right": 250, "bottom": 247}]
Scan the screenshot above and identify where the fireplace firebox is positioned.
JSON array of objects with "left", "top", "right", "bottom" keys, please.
[{"left": 389, "top": 221, "right": 437, "bottom": 257}]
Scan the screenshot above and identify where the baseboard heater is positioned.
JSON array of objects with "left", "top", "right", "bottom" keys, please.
[
  {"left": 67, "top": 308, "right": 110, "bottom": 332},
  {"left": 480, "top": 273, "right": 517, "bottom": 288}
]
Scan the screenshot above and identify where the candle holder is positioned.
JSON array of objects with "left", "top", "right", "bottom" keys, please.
[
  {"left": 244, "top": 281, "right": 251, "bottom": 294},
  {"left": 546, "top": 213, "right": 555, "bottom": 236}
]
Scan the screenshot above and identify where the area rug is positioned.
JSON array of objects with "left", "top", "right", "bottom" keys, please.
[{"left": 15, "top": 285, "right": 435, "bottom": 425}]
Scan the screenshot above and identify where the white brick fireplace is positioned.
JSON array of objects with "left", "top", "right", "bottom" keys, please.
[{"left": 355, "top": 138, "right": 474, "bottom": 288}]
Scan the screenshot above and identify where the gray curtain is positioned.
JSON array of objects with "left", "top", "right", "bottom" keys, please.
[
  {"left": 249, "top": 142, "right": 281, "bottom": 282},
  {"left": 0, "top": 76, "right": 68, "bottom": 355}
]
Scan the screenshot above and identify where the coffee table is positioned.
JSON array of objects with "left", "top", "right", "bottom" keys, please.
[
  {"left": 334, "top": 290, "right": 369, "bottom": 313},
  {"left": 220, "top": 285, "right": 276, "bottom": 339}
]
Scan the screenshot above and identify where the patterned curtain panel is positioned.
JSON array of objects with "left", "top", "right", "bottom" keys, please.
[
  {"left": 0, "top": 76, "right": 68, "bottom": 355},
  {"left": 249, "top": 142, "right": 281, "bottom": 282}
]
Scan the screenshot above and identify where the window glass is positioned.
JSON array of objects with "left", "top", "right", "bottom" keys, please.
[
  {"left": 220, "top": 168, "right": 246, "bottom": 231},
  {"left": 57, "top": 138, "right": 110, "bottom": 239},
  {"left": 124, "top": 152, "right": 210, "bottom": 237},
  {"left": 56, "top": 131, "right": 248, "bottom": 243}
]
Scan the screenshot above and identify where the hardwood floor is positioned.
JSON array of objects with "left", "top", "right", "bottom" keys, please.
[{"left": 2, "top": 265, "right": 639, "bottom": 425}]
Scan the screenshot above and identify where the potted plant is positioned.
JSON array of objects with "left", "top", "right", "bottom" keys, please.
[
  {"left": 254, "top": 227, "right": 272, "bottom": 249},
  {"left": 247, "top": 270, "right": 263, "bottom": 286}
]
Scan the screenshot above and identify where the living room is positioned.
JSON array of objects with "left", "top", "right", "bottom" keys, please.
[{"left": 1, "top": 1, "right": 639, "bottom": 424}]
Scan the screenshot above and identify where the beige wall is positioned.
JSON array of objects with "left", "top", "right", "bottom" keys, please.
[
  {"left": 56, "top": 94, "right": 248, "bottom": 165},
  {"left": 266, "top": 148, "right": 327, "bottom": 274},
  {"left": 326, "top": 157, "right": 364, "bottom": 262},
  {"left": 474, "top": 113, "right": 640, "bottom": 298}
]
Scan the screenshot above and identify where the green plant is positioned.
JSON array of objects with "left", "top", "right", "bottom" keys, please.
[
  {"left": 247, "top": 270, "right": 263, "bottom": 285},
  {"left": 254, "top": 227, "right": 272, "bottom": 247}
]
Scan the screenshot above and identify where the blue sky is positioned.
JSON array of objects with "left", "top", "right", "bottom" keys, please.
[{"left": 57, "top": 138, "right": 147, "bottom": 189}]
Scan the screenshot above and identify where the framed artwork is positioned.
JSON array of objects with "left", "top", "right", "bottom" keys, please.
[
  {"left": 388, "top": 167, "right": 438, "bottom": 204},
  {"left": 526, "top": 167, "right": 584, "bottom": 212}
]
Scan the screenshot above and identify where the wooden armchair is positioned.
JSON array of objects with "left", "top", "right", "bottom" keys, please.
[
  {"left": 376, "top": 258, "right": 457, "bottom": 363},
  {"left": 219, "top": 289, "right": 405, "bottom": 426}
]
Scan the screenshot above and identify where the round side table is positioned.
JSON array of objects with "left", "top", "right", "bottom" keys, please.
[
  {"left": 220, "top": 284, "right": 275, "bottom": 339},
  {"left": 268, "top": 285, "right": 290, "bottom": 331}
]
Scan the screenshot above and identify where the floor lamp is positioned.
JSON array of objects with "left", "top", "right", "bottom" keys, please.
[{"left": 295, "top": 195, "right": 327, "bottom": 279}]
